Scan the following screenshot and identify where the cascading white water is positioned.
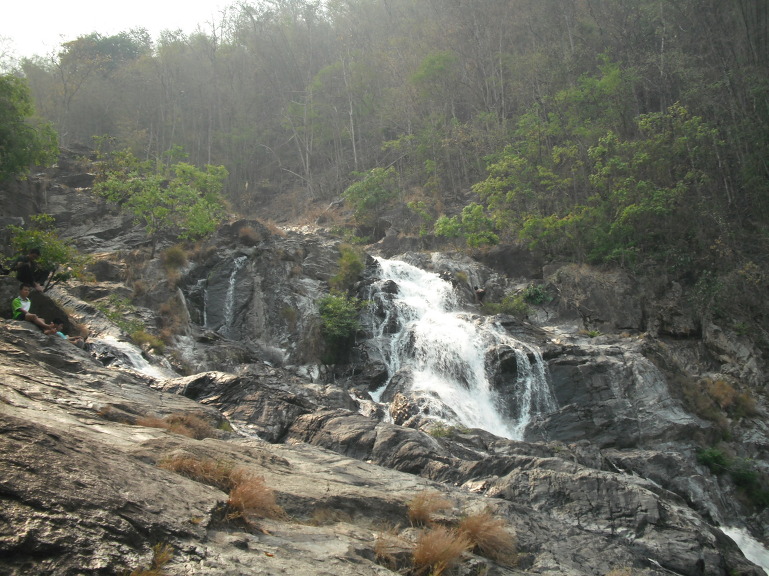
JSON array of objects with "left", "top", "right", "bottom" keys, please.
[
  {"left": 367, "top": 257, "right": 557, "bottom": 440},
  {"left": 207, "top": 255, "right": 248, "bottom": 336}
]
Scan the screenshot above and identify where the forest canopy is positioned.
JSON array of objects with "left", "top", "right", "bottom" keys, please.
[{"left": 8, "top": 0, "right": 769, "bottom": 286}]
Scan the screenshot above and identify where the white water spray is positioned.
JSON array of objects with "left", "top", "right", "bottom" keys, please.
[
  {"left": 367, "top": 257, "right": 557, "bottom": 440},
  {"left": 215, "top": 255, "right": 248, "bottom": 337}
]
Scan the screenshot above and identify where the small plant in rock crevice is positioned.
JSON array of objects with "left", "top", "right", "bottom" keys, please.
[{"left": 126, "top": 542, "right": 173, "bottom": 576}]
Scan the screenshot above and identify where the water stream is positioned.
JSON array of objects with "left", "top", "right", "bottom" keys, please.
[
  {"left": 204, "top": 255, "right": 248, "bottom": 336},
  {"left": 365, "top": 257, "right": 557, "bottom": 440}
]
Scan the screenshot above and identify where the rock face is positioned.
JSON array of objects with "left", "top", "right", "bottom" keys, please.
[
  {"left": 2, "top": 153, "right": 769, "bottom": 575},
  {"left": 0, "top": 323, "right": 762, "bottom": 576}
]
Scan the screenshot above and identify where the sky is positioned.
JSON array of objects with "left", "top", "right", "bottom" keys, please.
[{"left": 1, "top": 0, "right": 233, "bottom": 59}]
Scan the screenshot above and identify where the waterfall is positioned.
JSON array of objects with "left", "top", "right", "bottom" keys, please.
[
  {"left": 366, "top": 257, "right": 557, "bottom": 440},
  {"left": 216, "top": 255, "right": 248, "bottom": 337}
]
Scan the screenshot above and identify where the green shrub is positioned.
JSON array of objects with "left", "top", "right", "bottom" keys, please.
[
  {"left": 330, "top": 244, "right": 365, "bottom": 291},
  {"left": 318, "top": 292, "right": 364, "bottom": 363},
  {"left": 484, "top": 294, "right": 529, "bottom": 318},
  {"left": 522, "top": 284, "right": 552, "bottom": 305},
  {"left": 696, "top": 447, "right": 730, "bottom": 475}
]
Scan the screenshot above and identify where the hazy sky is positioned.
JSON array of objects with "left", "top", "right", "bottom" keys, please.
[{"left": 1, "top": 0, "right": 232, "bottom": 59}]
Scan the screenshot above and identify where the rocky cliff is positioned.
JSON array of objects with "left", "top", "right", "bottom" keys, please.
[{"left": 1, "top": 152, "right": 768, "bottom": 576}]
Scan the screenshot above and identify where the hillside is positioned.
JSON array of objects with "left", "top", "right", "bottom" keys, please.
[{"left": 1, "top": 152, "right": 769, "bottom": 575}]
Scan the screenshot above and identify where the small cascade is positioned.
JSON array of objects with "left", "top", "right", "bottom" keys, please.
[
  {"left": 366, "top": 257, "right": 557, "bottom": 440},
  {"left": 214, "top": 255, "right": 248, "bottom": 337},
  {"left": 90, "top": 335, "right": 177, "bottom": 379}
]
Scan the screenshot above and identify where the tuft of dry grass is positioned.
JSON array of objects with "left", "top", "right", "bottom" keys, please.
[
  {"left": 457, "top": 510, "right": 518, "bottom": 565},
  {"left": 238, "top": 225, "right": 263, "bottom": 245},
  {"left": 226, "top": 470, "right": 285, "bottom": 524},
  {"left": 407, "top": 491, "right": 453, "bottom": 527},
  {"left": 134, "top": 412, "right": 216, "bottom": 440},
  {"left": 412, "top": 526, "right": 472, "bottom": 576},
  {"left": 158, "top": 455, "right": 285, "bottom": 528},
  {"left": 158, "top": 456, "right": 235, "bottom": 491},
  {"left": 374, "top": 525, "right": 408, "bottom": 571},
  {"left": 129, "top": 542, "right": 173, "bottom": 576}
]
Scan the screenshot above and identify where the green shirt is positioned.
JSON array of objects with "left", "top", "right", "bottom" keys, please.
[{"left": 11, "top": 296, "right": 30, "bottom": 320}]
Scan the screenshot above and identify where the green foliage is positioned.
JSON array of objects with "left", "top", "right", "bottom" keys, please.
[
  {"left": 406, "top": 200, "right": 435, "bottom": 238},
  {"left": 696, "top": 448, "right": 769, "bottom": 509},
  {"left": 434, "top": 203, "right": 498, "bottom": 249},
  {"left": 0, "top": 74, "right": 58, "bottom": 181},
  {"left": 342, "top": 167, "right": 398, "bottom": 231},
  {"left": 522, "top": 284, "right": 552, "bottom": 305},
  {"left": 318, "top": 292, "right": 362, "bottom": 342},
  {"left": 95, "top": 294, "right": 163, "bottom": 352},
  {"left": 696, "top": 447, "right": 730, "bottom": 475},
  {"left": 482, "top": 294, "right": 529, "bottom": 318},
  {"left": 477, "top": 99, "right": 724, "bottom": 268},
  {"left": 330, "top": 244, "right": 365, "bottom": 292},
  {"left": 6, "top": 214, "right": 91, "bottom": 288},
  {"left": 318, "top": 292, "right": 363, "bottom": 363},
  {"left": 93, "top": 148, "right": 227, "bottom": 257}
]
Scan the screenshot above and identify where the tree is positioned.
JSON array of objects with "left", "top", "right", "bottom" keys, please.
[
  {"left": 6, "top": 214, "right": 91, "bottom": 290},
  {"left": 0, "top": 74, "right": 58, "bottom": 181},
  {"left": 434, "top": 203, "right": 499, "bottom": 249},
  {"left": 94, "top": 148, "right": 227, "bottom": 257},
  {"left": 342, "top": 166, "right": 398, "bottom": 238}
]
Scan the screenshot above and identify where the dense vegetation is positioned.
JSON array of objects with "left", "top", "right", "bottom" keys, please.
[{"left": 2, "top": 1, "right": 769, "bottom": 324}]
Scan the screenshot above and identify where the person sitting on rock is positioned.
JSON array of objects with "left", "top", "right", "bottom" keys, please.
[
  {"left": 11, "top": 283, "right": 54, "bottom": 331},
  {"left": 13, "top": 247, "right": 48, "bottom": 293},
  {"left": 45, "top": 317, "right": 86, "bottom": 348}
]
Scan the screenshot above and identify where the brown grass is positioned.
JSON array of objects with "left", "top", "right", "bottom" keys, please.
[
  {"left": 226, "top": 470, "right": 285, "bottom": 524},
  {"left": 134, "top": 412, "right": 216, "bottom": 440},
  {"left": 457, "top": 510, "right": 518, "bottom": 565},
  {"left": 407, "top": 491, "right": 453, "bottom": 527},
  {"left": 412, "top": 526, "right": 472, "bottom": 576},
  {"left": 238, "top": 225, "right": 263, "bottom": 245},
  {"left": 158, "top": 455, "right": 285, "bottom": 527},
  {"left": 128, "top": 543, "right": 173, "bottom": 576},
  {"left": 158, "top": 456, "right": 235, "bottom": 491}
]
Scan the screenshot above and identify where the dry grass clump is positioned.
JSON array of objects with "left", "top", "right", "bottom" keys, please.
[
  {"left": 238, "top": 225, "right": 263, "bottom": 245},
  {"left": 408, "top": 490, "right": 453, "bottom": 527},
  {"left": 161, "top": 245, "right": 188, "bottom": 270},
  {"left": 134, "top": 412, "right": 216, "bottom": 440},
  {"left": 158, "top": 455, "right": 285, "bottom": 527},
  {"left": 412, "top": 526, "right": 472, "bottom": 576},
  {"left": 158, "top": 296, "right": 188, "bottom": 342},
  {"left": 158, "top": 455, "right": 235, "bottom": 491},
  {"left": 128, "top": 542, "right": 173, "bottom": 576},
  {"left": 226, "top": 469, "right": 285, "bottom": 524},
  {"left": 457, "top": 510, "right": 518, "bottom": 565}
]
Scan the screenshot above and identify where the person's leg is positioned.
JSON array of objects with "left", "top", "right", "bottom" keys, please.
[{"left": 25, "top": 312, "right": 51, "bottom": 330}]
